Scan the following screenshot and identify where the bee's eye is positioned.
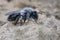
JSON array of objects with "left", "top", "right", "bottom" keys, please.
[{"left": 33, "top": 11, "right": 37, "bottom": 13}]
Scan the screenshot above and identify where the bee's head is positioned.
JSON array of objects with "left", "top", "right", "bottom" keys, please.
[{"left": 31, "top": 10, "right": 38, "bottom": 20}]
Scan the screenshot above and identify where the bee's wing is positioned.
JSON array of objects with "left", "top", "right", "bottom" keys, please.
[
  {"left": 5, "top": 12, "right": 13, "bottom": 16},
  {"left": 5, "top": 10, "right": 20, "bottom": 16}
]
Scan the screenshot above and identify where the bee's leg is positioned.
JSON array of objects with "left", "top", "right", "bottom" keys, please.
[
  {"left": 24, "top": 19, "right": 26, "bottom": 23},
  {"left": 27, "top": 18, "right": 30, "bottom": 23},
  {"left": 34, "top": 19, "right": 38, "bottom": 24},
  {"left": 14, "top": 21, "right": 18, "bottom": 25},
  {"left": 20, "top": 20, "right": 23, "bottom": 26},
  {"left": 14, "top": 17, "right": 20, "bottom": 25},
  {"left": 25, "top": 18, "right": 30, "bottom": 25}
]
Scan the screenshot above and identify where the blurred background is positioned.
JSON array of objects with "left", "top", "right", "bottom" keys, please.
[{"left": 0, "top": 0, "right": 60, "bottom": 40}]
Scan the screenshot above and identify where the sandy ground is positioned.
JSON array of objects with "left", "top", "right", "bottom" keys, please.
[{"left": 0, "top": 0, "right": 60, "bottom": 40}]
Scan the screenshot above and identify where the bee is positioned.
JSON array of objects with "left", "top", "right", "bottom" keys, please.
[{"left": 6, "top": 7, "right": 39, "bottom": 25}]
